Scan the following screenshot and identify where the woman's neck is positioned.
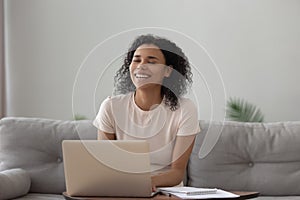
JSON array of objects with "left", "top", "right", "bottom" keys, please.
[{"left": 134, "top": 87, "right": 162, "bottom": 111}]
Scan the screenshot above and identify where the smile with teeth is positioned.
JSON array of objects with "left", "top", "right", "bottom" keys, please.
[{"left": 135, "top": 74, "right": 151, "bottom": 79}]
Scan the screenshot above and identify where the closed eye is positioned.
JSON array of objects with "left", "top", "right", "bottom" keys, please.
[{"left": 132, "top": 60, "right": 156, "bottom": 64}]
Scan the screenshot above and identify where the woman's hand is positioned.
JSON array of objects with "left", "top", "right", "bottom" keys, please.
[
  {"left": 152, "top": 184, "right": 157, "bottom": 192},
  {"left": 151, "top": 176, "right": 157, "bottom": 192},
  {"left": 150, "top": 135, "right": 196, "bottom": 187}
]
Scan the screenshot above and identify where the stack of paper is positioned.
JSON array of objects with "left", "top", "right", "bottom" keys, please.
[{"left": 158, "top": 187, "right": 240, "bottom": 199}]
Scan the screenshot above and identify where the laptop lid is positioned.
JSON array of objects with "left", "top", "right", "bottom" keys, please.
[{"left": 62, "top": 140, "right": 152, "bottom": 197}]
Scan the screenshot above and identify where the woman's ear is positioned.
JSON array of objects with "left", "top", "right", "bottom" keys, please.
[{"left": 164, "top": 65, "right": 173, "bottom": 77}]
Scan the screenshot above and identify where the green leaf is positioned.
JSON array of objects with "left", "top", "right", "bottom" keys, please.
[
  {"left": 73, "top": 114, "right": 88, "bottom": 121},
  {"left": 226, "top": 97, "right": 264, "bottom": 122}
]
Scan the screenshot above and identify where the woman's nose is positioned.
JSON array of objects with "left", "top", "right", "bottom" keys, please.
[{"left": 137, "top": 60, "right": 147, "bottom": 69}]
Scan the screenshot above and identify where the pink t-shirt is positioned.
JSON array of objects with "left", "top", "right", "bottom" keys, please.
[{"left": 93, "top": 92, "right": 200, "bottom": 172}]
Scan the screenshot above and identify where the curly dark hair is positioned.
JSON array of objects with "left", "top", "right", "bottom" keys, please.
[{"left": 114, "top": 34, "right": 193, "bottom": 111}]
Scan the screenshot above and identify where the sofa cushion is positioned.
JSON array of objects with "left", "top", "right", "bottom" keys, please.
[
  {"left": 0, "top": 117, "right": 97, "bottom": 194},
  {"left": 14, "top": 193, "right": 64, "bottom": 200},
  {"left": 0, "top": 168, "right": 31, "bottom": 200},
  {"left": 187, "top": 120, "right": 300, "bottom": 196}
]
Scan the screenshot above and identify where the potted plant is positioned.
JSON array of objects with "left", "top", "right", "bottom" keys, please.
[{"left": 226, "top": 97, "right": 264, "bottom": 122}]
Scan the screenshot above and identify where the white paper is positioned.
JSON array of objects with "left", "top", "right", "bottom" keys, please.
[
  {"left": 159, "top": 187, "right": 217, "bottom": 195},
  {"left": 158, "top": 187, "right": 240, "bottom": 199}
]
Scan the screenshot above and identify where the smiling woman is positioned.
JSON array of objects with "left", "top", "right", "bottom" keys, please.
[
  {"left": 93, "top": 34, "right": 200, "bottom": 191},
  {"left": 114, "top": 34, "right": 193, "bottom": 111},
  {"left": 129, "top": 44, "right": 173, "bottom": 110}
]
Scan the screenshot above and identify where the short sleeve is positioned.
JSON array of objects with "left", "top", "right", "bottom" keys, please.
[
  {"left": 93, "top": 97, "right": 115, "bottom": 134},
  {"left": 177, "top": 99, "right": 201, "bottom": 136}
]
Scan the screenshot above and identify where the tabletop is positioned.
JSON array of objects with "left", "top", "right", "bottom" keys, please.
[{"left": 63, "top": 191, "right": 259, "bottom": 200}]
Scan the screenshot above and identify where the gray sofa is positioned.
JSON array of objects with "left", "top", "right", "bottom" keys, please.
[{"left": 0, "top": 117, "right": 299, "bottom": 199}]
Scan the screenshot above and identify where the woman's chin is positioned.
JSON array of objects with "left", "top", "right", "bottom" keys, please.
[{"left": 134, "top": 83, "right": 162, "bottom": 91}]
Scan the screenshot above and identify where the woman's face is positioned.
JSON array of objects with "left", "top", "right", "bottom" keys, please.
[{"left": 129, "top": 44, "right": 172, "bottom": 90}]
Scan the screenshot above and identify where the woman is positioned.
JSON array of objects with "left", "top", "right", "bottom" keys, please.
[{"left": 93, "top": 34, "right": 200, "bottom": 190}]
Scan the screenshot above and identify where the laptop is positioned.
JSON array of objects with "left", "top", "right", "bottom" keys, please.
[{"left": 62, "top": 140, "right": 155, "bottom": 197}]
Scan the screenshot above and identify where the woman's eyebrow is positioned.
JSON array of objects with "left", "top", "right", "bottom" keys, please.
[
  {"left": 133, "top": 55, "right": 159, "bottom": 60},
  {"left": 147, "top": 56, "right": 159, "bottom": 60}
]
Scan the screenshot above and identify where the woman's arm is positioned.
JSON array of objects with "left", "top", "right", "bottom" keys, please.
[
  {"left": 97, "top": 130, "right": 116, "bottom": 140},
  {"left": 151, "top": 134, "right": 196, "bottom": 189}
]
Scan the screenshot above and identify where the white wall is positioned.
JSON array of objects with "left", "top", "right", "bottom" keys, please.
[
  {"left": 4, "top": 0, "right": 300, "bottom": 122},
  {"left": 0, "top": 0, "right": 4, "bottom": 118}
]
